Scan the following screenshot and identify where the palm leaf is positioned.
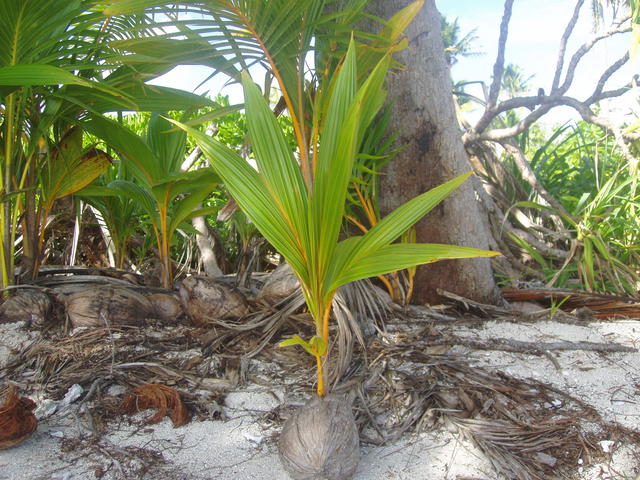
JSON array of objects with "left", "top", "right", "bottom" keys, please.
[
  {"left": 241, "top": 71, "right": 309, "bottom": 256},
  {"left": 168, "top": 185, "right": 218, "bottom": 234},
  {"left": 0, "top": 65, "right": 95, "bottom": 87},
  {"left": 168, "top": 119, "right": 309, "bottom": 279},
  {"left": 41, "top": 128, "right": 112, "bottom": 210},
  {"left": 146, "top": 113, "right": 187, "bottom": 177},
  {"left": 107, "top": 179, "right": 158, "bottom": 223},
  {"left": 351, "top": 172, "right": 473, "bottom": 260},
  {"left": 62, "top": 83, "right": 217, "bottom": 113},
  {"left": 82, "top": 115, "right": 161, "bottom": 185},
  {"left": 331, "top": 243, "right": 500, "bottom": 289}
]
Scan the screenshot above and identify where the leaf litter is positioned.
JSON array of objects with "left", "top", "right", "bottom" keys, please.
[{"left": 0, "top": 287, "right": 638, "bottom": 479}]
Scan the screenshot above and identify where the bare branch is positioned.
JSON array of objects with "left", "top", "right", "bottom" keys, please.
[
  {"left": 473, "top": 0, "right": 514, "bottom": 133},
  {"left": 483, "top": 95, "right": 549, "bottom": 114},
  {"left": 586, "top": 52, "right": 629, "bottom": 103},
  {"left": 471, "top": 54, "right": 633, "bottom": 143},
  {"left": 474, "top": 104, "right": 555, "bottom": 142},
  {"left": 597, "top": 85, "right": 635, "bottom": 101},
  {"left": 558, "top": 96, "right": 639, "bottom": 166},
  {"left": 551, "top": 0, "right": 585, "bottom": 92},
  {"left": 469, "top": 9, "right": 630, "bottom": 142},
  {"left": 499, "top": 140, "right": 572, "bottom": 219},
  {"left": 556, "top": 20, "right": 631, "bottom": 95},
  {"left": 488, "top": 0, "right": 514, "bottom": 105}
]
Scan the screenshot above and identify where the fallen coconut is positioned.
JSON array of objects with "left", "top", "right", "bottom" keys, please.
[
  {"left": 278, "top": 394, "right": 359, "bottom": 480},
  {"left": 65, "top": 286, "right": 155, "bottom": 328},
  {"left": 0, "top": 289, "right": 51, "bottom": 326},
  {"left": 178, "top": 276, "right": 249, "bottom": 325},
  {"left": 145, "top": 291, "right": 183, "bottom": 321},
  {"left": 257, "top": 263, "right": 300, "bottom": 305}
]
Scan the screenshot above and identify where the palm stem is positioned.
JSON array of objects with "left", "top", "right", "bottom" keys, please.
[
  {"left": 315, "top": 354, "right": 325, "bottom": 397},
  {"left": 1, "top": 93, "right": 15, "bottom": 288},
  {"left": 315, "top": 300, "right": 334, "bottom": 397}
]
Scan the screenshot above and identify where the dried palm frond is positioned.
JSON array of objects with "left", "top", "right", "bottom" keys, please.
[
  {"left": 0, "top": 325, "right": 231, "bottom": 404},
  {"left": 354, "top": 323, "right": 601, "bottom": 480},
  {"left": 453, "top": 417, "right": 577, "bottom": 480},
  {"left": 502, "top": 287, "right": 640, "bottom": 318},
  {"left": 201, "top": 290, "right": 306, "bottom": 359},
  {"left": 327, "top": 280, "right": 389, "bottom": 388}
]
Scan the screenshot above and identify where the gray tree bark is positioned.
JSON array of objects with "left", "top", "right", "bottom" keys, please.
[{"left": 368, "top": 0, "right": 501, "bottom": 304}]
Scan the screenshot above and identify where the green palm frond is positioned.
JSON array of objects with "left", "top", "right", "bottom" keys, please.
[{"left": 172, "top": 33, "right": 499, "bottom": 396}]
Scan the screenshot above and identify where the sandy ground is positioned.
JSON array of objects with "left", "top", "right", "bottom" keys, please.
[{"left": 1, "top": 312, "right": 639, "bottom": 480}]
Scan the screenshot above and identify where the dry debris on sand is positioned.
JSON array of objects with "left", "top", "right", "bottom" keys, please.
[{"left": 0, "top": 282, "right": 639, "bottom": 480}]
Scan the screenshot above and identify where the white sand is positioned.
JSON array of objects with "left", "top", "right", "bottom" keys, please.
[{"left": 1, "top": 314, "right": 639, "bottom": 480}]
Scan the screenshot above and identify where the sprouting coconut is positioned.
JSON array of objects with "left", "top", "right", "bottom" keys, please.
[
  {"left": 176, "top": 20, "right": 497, "bottom": 480},
  {"left": 257, "top": 263, "right": 300, "bottom": 305},
  {"left": 278, "top": 394, "right": 359, "bottom": 480},
  {"left": 145, "top": 291, "right": 183, "bottom": 321}
]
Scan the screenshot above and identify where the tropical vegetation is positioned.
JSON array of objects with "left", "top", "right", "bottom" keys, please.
[{"left": 0, "top": 0, "right": 638, "bottom": 362}]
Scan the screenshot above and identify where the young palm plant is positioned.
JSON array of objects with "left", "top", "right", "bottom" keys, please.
[
  {"left": 82, "top": 154, "right": 143, "bottom": 270},
  {"left": 0, "top": 0, "right": 220, "bottom": 287},
  {"left": 173, "top": 40, "right": 498, "bottom": 480},
  {"left": 81, "top": 114, "right": 220, "bottom": 288},
  {"left": 175, "top": 41, "right": 499, "bottom": 397}
]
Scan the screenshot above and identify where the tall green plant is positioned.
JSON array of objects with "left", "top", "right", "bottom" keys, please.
[
  {"left": 173, "top": 41, "right": 499, "bottom": 396},
  {"left": 0, "top": 0, "right": 219, "bottom": 287},
  {"left": 81, "top": 114, "right": 220, "bottom": 288},
  {"left": 103, "top": 0, "right": 417, "bottom": 185},
  {"left": 505, "top": 121, "right": 640, "bottom": 294},
  {"left": 82, "top": 156, "right": 142, "bottom": 269}
]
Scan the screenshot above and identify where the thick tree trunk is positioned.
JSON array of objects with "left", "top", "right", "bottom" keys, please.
[{"left": 368, "top": 0, "right": 501, "bottom": 304}]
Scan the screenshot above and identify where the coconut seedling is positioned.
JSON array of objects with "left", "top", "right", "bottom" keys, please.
[
  {"left": 174, "top": 37, "right": 499, "bottom": 478},
  {"left": 81, "top": 113, "right": 221, "bottom": 288}
]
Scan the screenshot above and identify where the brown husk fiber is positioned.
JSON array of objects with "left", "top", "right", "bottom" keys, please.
[
  {"left": 0, "top": 384, "right": 37, "bottom": 449},
  {"left": 121, "top": 384, "right": 190, "bottom": 427}
]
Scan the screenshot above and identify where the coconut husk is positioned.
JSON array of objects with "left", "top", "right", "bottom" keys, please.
[
  {"left": 0, "top": 289, "right": 51, "bottom": 326},
  {"left": 178, "top": 276, "right": 249, "bottom": 325},
  {"left": 121, "top": 384, "right": 190, "bottom": 427},
  {"left": 257, "top": 263, "right": 300, "bottom": 305},
  {"left": 0, "top": 384, "right": 37, "bottom": 449},
  {"left": 278, "top": 394, "right": 359, "bottom": 480},
  {"left": 65, "top": 286, "right": 155, "bottom": 328},
  {"left": 145, "top": 292, "right": 183, "bottom": 321}
]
